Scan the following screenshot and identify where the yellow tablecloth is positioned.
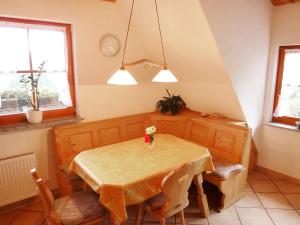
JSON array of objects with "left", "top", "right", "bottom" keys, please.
[{"left": 69, "top": 134, "right": 213, "bottom": 222}]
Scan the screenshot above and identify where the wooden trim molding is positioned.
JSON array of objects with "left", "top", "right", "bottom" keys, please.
[
  {"left": 256, "top": 166, "right": 300, "bottom": 186},
  {"left": 271, "top": 0, "right": 300, "bottom": 6}
]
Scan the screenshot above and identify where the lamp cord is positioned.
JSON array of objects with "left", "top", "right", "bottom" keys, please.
[
  {"left": 155, "top": 0, "right": 167, "bottom": 66},
  {"left": 121, "top": 0, "right": 135, "bottom": 65}
]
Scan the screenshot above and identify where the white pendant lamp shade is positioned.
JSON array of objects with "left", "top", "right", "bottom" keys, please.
[
  {"left": 107, "top": 67, "right": 137, "bottom": 85},
  {"left": 152, "top": 66, "right": 178, "bottom": 83}
]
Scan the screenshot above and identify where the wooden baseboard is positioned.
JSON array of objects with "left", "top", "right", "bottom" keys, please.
[
  {"left": 256, "top": 166, "right": 300, "bottom": 186},
  {"left": 0, "top": 187, "right": 59, "bottom": 212}
]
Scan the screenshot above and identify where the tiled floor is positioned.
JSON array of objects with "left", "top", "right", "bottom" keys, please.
[{"left": 1, "top": 170, "right": 300, "bottom": 225}]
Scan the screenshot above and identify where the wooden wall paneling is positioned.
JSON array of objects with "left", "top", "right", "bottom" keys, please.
[
  {"left": 64, "top": 129, "right": 96, "bottom": 166},
  {"left": 184, "top": 119, "right": 211, "bottom": 146},
  {"left": 96, "top": 120, "right": 123, "bottom": 147},
  {"left": 122, "top": 114, "right": 149, "bottom": 140},
  {"left": 184, "top": 118, "right": 249, "bottom": 164},
  {"left": 149, "top": 115, "right": 188, "bottom": 138},
  {"left": 210, "top": 125, "right": 247, "bottom": 163}
]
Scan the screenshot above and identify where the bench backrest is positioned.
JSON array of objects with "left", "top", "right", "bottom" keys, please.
[
  {"left": 184, "top": 118, "right": 251, "bottom": 166},
  {"left": 53, "top": 113, "right": 148, "bottom": 167},
  {"left": 53, "top": 111, "right": 251, "bottom": 169}
]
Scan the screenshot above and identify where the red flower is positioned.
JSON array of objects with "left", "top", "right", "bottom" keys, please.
[{"left": 144, "top": 134, "right": 150, "bottom": 143}]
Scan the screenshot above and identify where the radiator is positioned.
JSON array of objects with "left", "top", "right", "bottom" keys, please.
[{"left": 0, "top": 153, "right": 38, "bottom": 207}]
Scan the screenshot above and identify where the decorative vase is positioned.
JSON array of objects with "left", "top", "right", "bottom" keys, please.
[{"left": 26, "top": 110, "right": 43, "bottom": 124}]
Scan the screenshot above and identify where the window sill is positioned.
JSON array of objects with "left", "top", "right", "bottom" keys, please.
[
  {"left": 0, "top": 116, "right": 83, "bottom": 135},
  {"left": 265, "top": 122, "right": 300, "bottom": 132}
]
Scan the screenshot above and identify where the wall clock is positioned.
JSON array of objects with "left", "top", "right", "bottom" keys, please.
[{"left": 100, "top": 33, "right": 121, "bottom": 57}]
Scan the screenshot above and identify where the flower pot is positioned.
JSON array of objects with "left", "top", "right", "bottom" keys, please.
[{"left": 26, "top": 110, "right": 43, "bottom": 124}]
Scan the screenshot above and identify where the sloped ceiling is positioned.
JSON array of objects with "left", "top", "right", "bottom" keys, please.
[
  {"left": 199, "top": 0, "right": 272, "bottom": 143},
  {"left": 114, "top": 0, "right": 245, "bottom": 119}
]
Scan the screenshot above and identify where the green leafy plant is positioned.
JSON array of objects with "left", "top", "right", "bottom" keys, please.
[
  {"left": 155, "top": 89, "right": 186, "bottom": 115},
  {"left": 19, "top": 61, "right": 46, "bottom": 111}
]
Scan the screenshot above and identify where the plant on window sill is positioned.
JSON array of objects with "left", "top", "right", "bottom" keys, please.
[{"left": 19, "top": 61, "right": 47, "bottom": 124}]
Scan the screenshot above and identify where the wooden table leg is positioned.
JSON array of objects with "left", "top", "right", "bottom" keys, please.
[{"left": 193, "top": 173, "right": 209, "bottom": 218}]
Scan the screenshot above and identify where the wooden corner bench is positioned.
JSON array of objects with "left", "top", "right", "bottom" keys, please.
[
  {"left": 52, "top": 111, "right": 252, "bottom": 211},
  {"left": 184, "top": 117, "right": 251, "bottom": 210}
]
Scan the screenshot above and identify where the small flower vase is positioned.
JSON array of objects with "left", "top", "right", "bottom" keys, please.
[
  {"left": 145, "top": 133, "right": 155, "bottom": 151},
  {"left": 149, "top": 134, "right": 154, "bottom": 150},
  {"left": 145, "top": 126, "right": 156, "bottom": 151}
]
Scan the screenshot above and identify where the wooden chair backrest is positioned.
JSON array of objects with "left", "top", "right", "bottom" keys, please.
[
  {"left": 30, "top": 168, "right": 59, "bottom": 225},
  {"left": 161, "top": 162, "right": 195, "bottom": 215}
]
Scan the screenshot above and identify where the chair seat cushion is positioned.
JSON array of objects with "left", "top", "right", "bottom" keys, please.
[
  {"left": 208, "top": 158, "right": 245, "bottom": 180},
  {"left": 144, "top": 192, "right": 167, "bottom": 212},
  {"left": 59, "top": 165, "right": 82, "bottom": 182},
  {"left": 55, "top": 191, "right": 106, "bottom": 225}
]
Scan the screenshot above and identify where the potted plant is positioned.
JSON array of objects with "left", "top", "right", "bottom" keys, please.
[
  {"left": 155, "top": 89, "right": 186, "bottom": 115},
  {"left": 19, "top": 61, "right": 46, "bottom": 124}
]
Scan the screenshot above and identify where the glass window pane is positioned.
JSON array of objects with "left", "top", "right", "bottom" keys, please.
[
  {"left": 274, "top": 50, "right": 300, "bottom": 118},
  {"left": 0, "top": 73, "right": 32, "bottom": 115},
  {"left": 38, "top": 72, "right": 72, "bottom": 110},
  {"left": 29, "top": 29, "right": 67, "bottom": 72},
  {"left": 0, "top": 26, "right": 30, "bottom": 72},
  {"left": 282, "top": 51, "right": 300, "bottom": 86}
]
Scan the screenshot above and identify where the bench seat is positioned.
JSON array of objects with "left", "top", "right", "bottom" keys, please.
[{"left": 208, "top": 157, "right": 245, "bottom": 180}]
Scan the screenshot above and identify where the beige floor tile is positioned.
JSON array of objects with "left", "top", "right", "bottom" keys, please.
[
  {"left": 208, "top": 207, "right": 241, "bottom": 225},
  {"left": 234, "top": 192, "right": 263, "bottom": 208},
  {"left": 273, "top": 180, "right": 300, "bottom": 194},
  {"left": 184, "top": 212, "right": 208, "bottom": 225},
  {"left": 248, "top": 171, "right": 269, "bottom": 180},
  {"left": 0, "top": 210, "right": 22, "bottom": 225},
  {"left": 248, "top": 179, "right": 279, "bottom": 193},
  {"left": 245, "top": 183, "right": 254, "bottom": 192},
  {"left": 10, "top": 210, "right": 44, "bottom": 225},
  {"left": 257, "top": 193, "right": 293, "bottom": 209},
  {"left": 285, "top": 194, "right": 300, "bottom": 209},
  {"left": 235, "top": 208, "right": 273, "bottom": 225},
  {"left": 267, "top": 209, "right": 300, "bottom": 225}
]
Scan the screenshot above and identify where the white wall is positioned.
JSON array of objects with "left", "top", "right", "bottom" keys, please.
[
  {"left": 199, "top": 0, "right": 273, "bottom": 148},
  {"left": 0, "top": 0, "right": 179, "bottom": 188},
  {"left": 259, "top": 3, "right": 300, "bottom": 179},
  {"left": 117, "top": 0, "right": 245, "bottom": 120}
]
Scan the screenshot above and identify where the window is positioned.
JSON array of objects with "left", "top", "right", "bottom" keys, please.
[
  {"left": 0, "top": 17, "right": 76, "bottom": 125},
  {"left": 273, "top": 46, "right": 300, "bottom": 125}
]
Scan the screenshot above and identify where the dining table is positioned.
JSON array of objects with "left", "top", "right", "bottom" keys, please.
[{"left": 69, "top": 134, "right": 214, "bottom": 224}]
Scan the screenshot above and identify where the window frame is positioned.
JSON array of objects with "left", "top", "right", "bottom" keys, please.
[
  {"left": 272, "top": 45, "right": 300, "bottom": 126},
  {"left": 0, "top": 17, "right": 76, "bottom": 126}
]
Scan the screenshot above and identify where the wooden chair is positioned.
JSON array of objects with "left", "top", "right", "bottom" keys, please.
[
  {"left": 30, "top": 168, "right": 107, "bottom": 225},
  {"left": 135, "top": 162, "right": 195, "bottom": 225}
]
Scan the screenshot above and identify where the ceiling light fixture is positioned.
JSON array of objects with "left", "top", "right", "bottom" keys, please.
[
  {"left": 106, "top": 0, "right": 137, "bottom": 85},
  {"left": 106, "top": 0, "right": 178, "bottom": 85},
  {"left": 152, "top": 0, "right": 178, "bottom": 83}
]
